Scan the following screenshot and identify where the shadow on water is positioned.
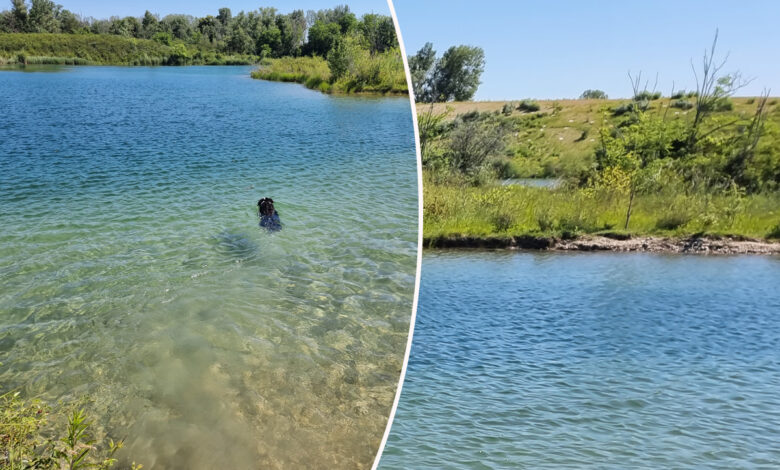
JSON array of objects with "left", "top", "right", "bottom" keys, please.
[
  {"left": 209, "top": 230, "right": 259, "bottom": 263},
  {"left": 0, "top": 64, "right": 73, "bottom": 73}
]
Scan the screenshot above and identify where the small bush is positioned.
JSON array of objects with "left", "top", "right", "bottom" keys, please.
[
  {"left": 671, "top": 90, "right": 686, "bottom": 99},
  {"left": 656, "top": 212, "right": 692, "bottom": 230},
  {"left": 768, "top": 222, "right": 780, "bottom": 239},
  {"left": 700, "top": 98, "right": 733, "bottom": 112},
  {"left": 517, "top": 99, "right": 540, "bottom": 112},
  {"left": 502, "top": 102, "right": 515, "bottom": 116},
  {"left": 459, "top": 110, "right": 483, "bottom": 122},
  {"left": 671, "top": 99, "right": 694, "bottom": 110},
  {"left": 580, "top": 89, "right": 608, "bottom": 99},
  {"left": 557, "top": 213, "right": 600, "bottom": 233},
  {"left": 491, "top": 159, "right": 523, "bottom": 178},
  {"left": 612, "top": 101, "right": 648, "bottom": 115},
  {"left": 536, "top": 209, "right": 555, "bottom": 232},
  {"left": 491, "top": 212, "right": 514, "bottom": 232},
  {"left": 745, "top": 98, "right": 755, "bottom": 104},
  {"left": 634, "top": 90, "right": 662, "bottom": 101},
  {"left": 612, "top": 103, "right": 632, "bottom": 116}
]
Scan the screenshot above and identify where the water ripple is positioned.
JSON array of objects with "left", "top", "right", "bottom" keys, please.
[
  {"left": 0, "top": 66, "right": 417, "bottom": 469},
  {"left": 382, "top": 252, "right": 780, "bottom": 469}
]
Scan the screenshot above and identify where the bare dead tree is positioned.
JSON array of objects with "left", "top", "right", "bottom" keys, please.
[
  {"left": 725, "top": 88, "right": 771, "bottom": 188},
  {"left": 687, "top": 29, "right": 754, "bottom": 151}
]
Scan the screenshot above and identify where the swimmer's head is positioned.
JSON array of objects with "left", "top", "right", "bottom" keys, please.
[{"left": 258, "top": 197, "right": 275, "bottom": 216}]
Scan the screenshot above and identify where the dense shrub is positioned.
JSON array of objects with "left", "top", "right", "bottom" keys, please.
[
  {"left": 502, "top": 102, "right": 515, "bottom": 115},
  {"left": 612, "top": 101, "right": 648, "bottom": 116},
  {"left": 517, "top": 99, "right": 540, "bottom": 112},
  {"left": 671, "top": 99, "right": 694, "bottom": 109},
  {"left": 634, "top": 90, "right": 662, "bottom": 101},
  {"left": 655, "top": 212, "right": 692, "bottom": 230},
  {"left": 700, "top": 97, "right": 733, "bottom": 112},
  {"left": 580, "top": 89, "right": 608, "bottom": 99}
]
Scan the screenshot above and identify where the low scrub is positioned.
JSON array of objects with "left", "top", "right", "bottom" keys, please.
[
  {"left": 0, "top": 391, "right": 140, "bottom": 470},
  {"left": 517, "top": 99, "right": 540, "bottom": 112},
  {"left": 671, "top": 99, "right": 694, "bottom": 109},
  {"left": 634, "top": 90, "right": 662, "bottom": 101}
]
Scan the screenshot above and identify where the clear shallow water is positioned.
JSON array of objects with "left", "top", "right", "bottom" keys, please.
[
  {"left": 381, "top": 251, "right": 780, "bottom": 469},
  {"left": 0, "top": 66, "right": 417, "bottom": 469}
]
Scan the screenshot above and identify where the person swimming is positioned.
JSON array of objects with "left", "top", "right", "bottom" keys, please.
[{"left": 258, "top": 197, "right": 282, "bottom": 231}]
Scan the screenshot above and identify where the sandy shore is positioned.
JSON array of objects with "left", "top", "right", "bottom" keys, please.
[{"left": 425, "top": 234, "right": 780, "bottom": 255}]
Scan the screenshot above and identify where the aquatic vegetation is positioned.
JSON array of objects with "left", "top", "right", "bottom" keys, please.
[
  {"left": 251, "top": 46, "right": 407, "bottom": 94},
  {"left": 0, "top": 392, "right": 140, "bottom": 470}
]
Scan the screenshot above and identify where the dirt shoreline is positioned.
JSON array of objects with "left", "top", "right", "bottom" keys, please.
[{"left": 424, "top": 234, "right": 780, "bottom": 255}]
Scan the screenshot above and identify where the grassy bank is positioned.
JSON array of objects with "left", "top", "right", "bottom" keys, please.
[
  {"left": 424, "top": 174, "right": 780, "bottom": 242},
  {"left": 419, "top": 97, "right": 780, "bottom": 179},
  {"left": 251, "top": 50, "right": 407, "bottom": 95},
  {"left": 421, "top": 95, "right": 780, "bottom": 246},
  {"left": 0, "top": 33, "right": 257, "bottom": 65}
]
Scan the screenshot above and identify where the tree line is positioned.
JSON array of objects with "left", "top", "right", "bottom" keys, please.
[
  {"left": 0, "top": 1, "right": 398, "bottom": 59},
  {"left": 409, "top": 42, "right": 485, "bottom": 102}
]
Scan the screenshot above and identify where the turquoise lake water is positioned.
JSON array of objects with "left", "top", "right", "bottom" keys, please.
[
  {"left": 0, "top": 66, "right": 417, "bottom": 469},
  {"left": 381, "top": 251, "right": 780, "bottom": 469}
]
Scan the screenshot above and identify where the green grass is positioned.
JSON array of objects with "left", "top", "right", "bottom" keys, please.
[
  {"left": 419, "top": 97, "right": 780, "bottom": 179},
  {"left": 0, "top": 33, "right": 258, "bottom": 65},
  {"left": 251, "top": 56, "right": 333, "bottom": 90},
  {"left": 251, "top": 51, "right": 408, "bottom": 95},
  {"left": 423, "top": 173, "right": 780, "bottom": 241}
]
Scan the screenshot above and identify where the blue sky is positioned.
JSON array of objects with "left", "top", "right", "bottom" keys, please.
[
  {"left": 57, "top": 1, "right": 389, "bottom": 21},
  {"left": 391, "top": 0, "right": 780, "bottom": 100}
]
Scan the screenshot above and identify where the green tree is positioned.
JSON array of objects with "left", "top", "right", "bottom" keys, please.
[
  {"left": 8, "top": 0, "right": 28, "bottom": 32},
  {"left": 225, "top": 22, "right": 252, "bottom": 54},
  {"left": 326, "top": 36, "right": 349, "bottom": 80},
  {"left": 431, "top": 45, "right": 485, "bottom": 102},
  {"left": 108, "top": 17, "right": 130, "bottom": 36},
  {"left": 359, "top": 13, "right": 396, "bottom": 53},
  {"left": 28, "top": 0, "right": 59, "bottom": 32},
  {"left": 57, "top": 9, "right": 82, "bottom": 33},
  {"left": 594, "top": 109, "right": 685, "bottom": 229},
  {"left": 217, "top": 7, "right": 231, "bottom": 26},
  {"left": 142, "top": 10, "right": 159, "bottom": 38},
  {"left": 197, "top": 15, "right": 219, "bottom": 43},
  {"left": 161, "top": 15, "right": 192, "bottom": 41},
  {"left": 306, "top": 20, "right": 340, "bottom": 56},
  {"left": 580, "top": 89, "right": 608, "bottom": 99},
  {"left": 408, "top": 42, "right": 436, "bottom": 102},
  {"left": 277, "top": 10, "right": 306, "bottom": 56}
]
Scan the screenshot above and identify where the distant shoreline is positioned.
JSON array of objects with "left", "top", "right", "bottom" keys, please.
[{"left": 424, "top": 234, "right": 780, "bottom": 255}]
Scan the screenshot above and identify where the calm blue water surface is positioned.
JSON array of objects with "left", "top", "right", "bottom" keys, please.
[
  {"left": 0, "top": 66, "right": 417, "bottom": 469},
  {"left": 381, "top": 251, "right": 780, "bottom": 469}
]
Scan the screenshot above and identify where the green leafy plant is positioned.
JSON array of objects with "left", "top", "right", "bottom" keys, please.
[{"left": 0, "top": 392, "right": 141, "bottom": 470}]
